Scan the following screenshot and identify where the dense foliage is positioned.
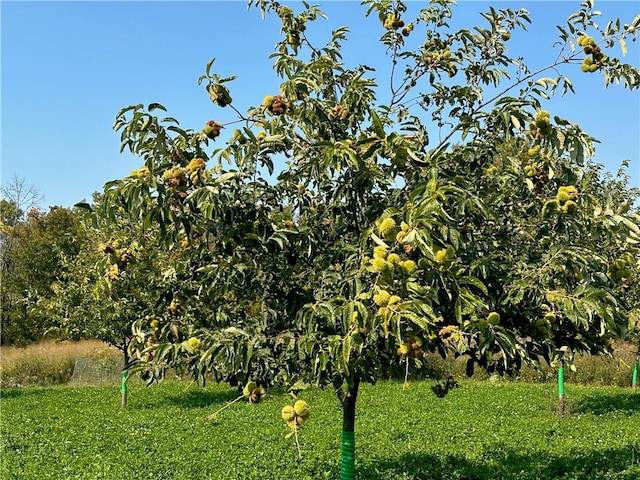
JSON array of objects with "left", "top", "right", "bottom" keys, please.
[
  {"left": 101, "top": 0, "right": 639, "bottom": 394},
  {"left": 0, "top": 203, "right": 88, "bottom": 345}
]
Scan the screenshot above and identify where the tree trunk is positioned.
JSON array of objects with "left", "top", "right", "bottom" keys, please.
[
  {"left": 122, "top": 342, "right": 131, "bottom": 368},
  {"left": 337, "top": 375, "right": 360, "bottom": 480}
]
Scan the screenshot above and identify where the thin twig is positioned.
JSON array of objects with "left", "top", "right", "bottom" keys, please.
[
  {"left": 207, "top": 393, "right": 247, "bottom": 420},
  {"left": 434, "top": 55, "right": 579, "bottom": 155},
  {"left": 293, "top": 423, "right": 303, "bottom": 459},
  {"left": 403, "top": 356, "right": 410, "bottom": 389}
]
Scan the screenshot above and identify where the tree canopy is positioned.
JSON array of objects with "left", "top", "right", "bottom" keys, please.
[
  {"left": 1, "top": 205, "right": 87, "bottom": 345},
  {"left": 101, "top": 0, "right": 640, "bottom": 386},
  {"left": 44, "top": 0, "right": 640, "bottom": 477}
]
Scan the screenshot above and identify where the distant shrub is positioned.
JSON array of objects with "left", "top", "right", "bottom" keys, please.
[
  {"left": 421, "top": 341, "right": 636, "bottom": 388},
  {"left": 0, "top": 340, "right": 122, "bottom": 387}
]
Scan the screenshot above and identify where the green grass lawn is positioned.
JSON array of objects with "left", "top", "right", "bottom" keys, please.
[{"left": 1, "top": 380, "right": 638, "bottom": 479}]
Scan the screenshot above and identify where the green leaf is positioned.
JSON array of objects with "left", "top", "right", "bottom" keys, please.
[
  {"left": 342, "top": 334, "right": 352, "bottom": 365},
  {"left": 224, "top": 327, "right": 250, "bottom": 337},
  {"left": 370, "top": 232, "right": 389, "bottom": 248},
  {"left": 458, "top": 276, "right": 488, "bottom": 296},
  {"left": 74, "top": 202, "right": 92, "bottom": 212},
  {"left": 613, "top": 215, "right": 640, "bottom": 235},
  {"left": 205, "top": 58, "right": 216, "bottom": 77},
  {"left": 115, "top": 104, "right": 142, "bottom": 118},
  {"left": 215, "top": 172, "right": 243, "bottom": 184},
  {"left": 370, "top": 110, "right": 385, "bottom": 137},
  {"left": 618, "top": 37, "right": 628, "bottom": 56},
  {"left": 196, "top": 265, "right": 219, "bottom": 274},
  {"left": 148, "top": 103, "right": 167, "bottom": 112}
]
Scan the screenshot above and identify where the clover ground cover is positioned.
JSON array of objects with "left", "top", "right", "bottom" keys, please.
[{"left": 1, "top": 380, "right": 638, "bottom": 479}]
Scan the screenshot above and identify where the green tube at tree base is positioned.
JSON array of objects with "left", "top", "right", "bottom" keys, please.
[
  {"left": 340, "top": 431, "right": 356, "bottom": 480},
  {"left": 121, "top": 370, "right": 129, "bottom": 393},
  {"left": 558, "top": 367, "right": 565, "bottom": 396},
  {"left": 633, "top": 360, "right": 638, "bottom": 388}
]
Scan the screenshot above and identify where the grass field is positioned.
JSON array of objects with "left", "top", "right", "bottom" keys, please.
[
  {"left": 0, "top": 340, "right": 122, "bottom": 388},
  {"left": 1, "top": 379, "right": 639, "bottom": 479}
]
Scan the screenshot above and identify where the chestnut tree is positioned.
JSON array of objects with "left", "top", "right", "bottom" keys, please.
[
  {"left": 99, "top": 0, "right": 639, "bottom": 477},
  {"left": 43, "top": 203, "right": 167, "bottom": 368}
]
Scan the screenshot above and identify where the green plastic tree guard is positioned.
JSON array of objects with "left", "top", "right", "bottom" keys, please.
[
  {"left": 558, "top": 361, "right": 565, "bottom": 415},
  {"left": 121, "top": 370, "right": 129, "bottom": 408},
  {"left": 633, "top": 360, "right": 638, "bottom": 391},
  {"left": 340, "top": 431, "right": 356, "bottom": 480}
]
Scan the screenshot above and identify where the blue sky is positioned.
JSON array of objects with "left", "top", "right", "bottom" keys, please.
[{"left": 2, "top": 0, "right": 639, "bottom": 209}]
